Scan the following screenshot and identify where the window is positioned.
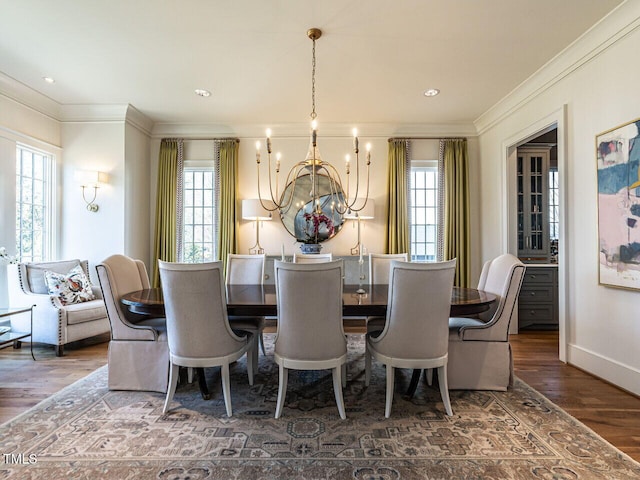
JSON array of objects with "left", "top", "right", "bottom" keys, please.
[
  {"left": 182, "top": 164, "right": 215, "bottom": 263},
  {"left": 410, "top": 161, "right": 439, "bottom": 261},
  {"left": 15, "top": 144, "right": 55, "bottom": 262}
]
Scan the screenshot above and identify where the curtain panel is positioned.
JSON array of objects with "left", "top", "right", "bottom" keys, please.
[
  {"left": 442, "top": 138, "right": 471, "bottom": 287},
  {"left": 215, "top": 139, "right": 240, "bottom": 274},
  {"left": 152, "top": 138, "right": 184, "bottom": 287},
  {"left": 385, "top": 139, "right": 410, "bottom": 255}
]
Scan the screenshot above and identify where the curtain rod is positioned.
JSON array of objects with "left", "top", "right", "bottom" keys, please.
[{"left": 162, "top": 137, "right": 239, "bottom": 142}]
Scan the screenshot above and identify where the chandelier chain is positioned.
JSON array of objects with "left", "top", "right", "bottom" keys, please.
[{"left": 310, "top": 37, "right": 317, "bottom": 120}]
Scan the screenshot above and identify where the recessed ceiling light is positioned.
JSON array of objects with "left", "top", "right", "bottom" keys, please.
[
  {"left": 43, "top": 76, "right": 55, "bottom": 84},
  {"left": 423, "top": 88, "right": 440, "bottom": 97},
  {"left": 195, "top": 89, "right": 211, "bottom": 97}
]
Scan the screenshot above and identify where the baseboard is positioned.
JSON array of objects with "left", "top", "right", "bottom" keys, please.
[{"left": 567, "top": 343, "right": 640, "bottom": 397}]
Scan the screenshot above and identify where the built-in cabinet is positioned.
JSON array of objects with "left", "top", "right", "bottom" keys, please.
[
  {"left": 517, "top": 147, "right": 551, "bottom": 263},
  {"left": 518, "top": 265, "right": 558, "bottom": 329}
]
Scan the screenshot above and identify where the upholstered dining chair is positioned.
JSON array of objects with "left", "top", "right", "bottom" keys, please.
[
  {"left": 292, "top": 253, "right": 333, "bottom": 263},
  {"left": 365, "top": 253, "right": 409, "bottom": 334},
  {"left": 96, "top": 254, "right": 169, "bottom": 393},
  {"left": 226, "top": 254, "right": 267, "bottom": 361},
  {"left": 158, "top": 261, "right": 254, "bottom": 417},
  {"left": 447, "top": 253, "right": 526, "bottom": 391},
  {"left": 365, "top": 259, "right": 456, "bottom": 418},
  {"left": 273, "top": 260, "right": 347, "bottom": 419}
]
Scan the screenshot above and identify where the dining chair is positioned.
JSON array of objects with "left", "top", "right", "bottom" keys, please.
[
  {"left": 96, "top": 254, "right": 169, "bottom": 393},
  {"left": 158, "top": 260, "right": 254, "bottom": 416},
  {"left": 365, "top": 259, "right": 456, "bottom": 418},
  {"left": 366, "top": 253, "right": 409, "bottom": 334},
  {"left": 226, "top": 254, "right": 267, "bottom": 361},
  {"left": 273, "top": 259, "right": 347, "bottom": 419},
  {"left": 447, "top": 253, "right": 525, "bottom": 390},
  {"left": 292, "top": 252, "right": 333, "bottom": 263}
]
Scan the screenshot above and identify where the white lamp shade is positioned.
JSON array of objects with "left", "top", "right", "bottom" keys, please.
[
  {"left": 74, "top": 170, "right": 109, "bottom": 187},
  {"left": 242, "top": 199, "right": 275, "bottom": 220},
  {"left": 344, "top": 198, "right": 375, "bottom": 220}
]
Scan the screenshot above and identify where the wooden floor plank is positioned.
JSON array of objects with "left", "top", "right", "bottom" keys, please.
[{"left": 1, "top": 330, "right": 638, "bottom": 462}]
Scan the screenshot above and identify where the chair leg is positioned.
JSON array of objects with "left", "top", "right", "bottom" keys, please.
[
  {"left": 385, "top": 364, "right": 395, "bottom": 418},
  {"left": 162, "top": 363, "right": 180, "bottom": 414},
  {"left": 341, "top": 362, "right": 347, "bottom": 388},
  {"left": 187, "top": 368, "right": 194, "bottom": 384},
  {"left": 55, "top": 345, "right": 64, "bottom": 357},
  {"left": 365, "top": 348, "right": 372, "bottom": 386},
  {"left": 425, "top": 368, "right": 433, "bottom": 386},
  {"left": 275, "top": 364, "right": 288, "bottom": 419},
  {"left": 332, "top": 366, "right": 347, "bottom": 420},
  {"left": 407, "top": 369, "right": 421, "bottom": 398},
  {"left": 246, "top": 340, "right": 256, "bottom": 387},
  {"left": 259, "top": 332, "right": 266, "bottom": 355},
  {"left": 221, "top": 363, "right": 233, "bottom": 417},
  {"left": 437, "top": 364, "right": 453, "bottom": 416},
  {"left": 252, "top": 336, "right": 260, "bottom": 377}
]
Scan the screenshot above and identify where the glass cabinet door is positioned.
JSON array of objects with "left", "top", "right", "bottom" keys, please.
[{"left": 517, "top": 148, "right": 550, "bottom": 261}]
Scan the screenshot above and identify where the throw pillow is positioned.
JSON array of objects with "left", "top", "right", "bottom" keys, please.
[{"left": 44, "top": 265, "right": 96, "bottom": 306}]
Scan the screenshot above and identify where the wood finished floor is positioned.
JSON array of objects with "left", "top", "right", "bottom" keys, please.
[{"left": 0, "top": 330, "right": 639, "bottom": 462}]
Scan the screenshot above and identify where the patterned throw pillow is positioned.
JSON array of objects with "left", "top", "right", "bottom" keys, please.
[{"left": 44, "top": 265, "right": 96, "bottom": 306}]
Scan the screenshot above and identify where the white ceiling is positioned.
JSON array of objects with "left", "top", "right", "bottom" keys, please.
[{"left": 0, "top": 0, "right": 623, "bottom": 129}]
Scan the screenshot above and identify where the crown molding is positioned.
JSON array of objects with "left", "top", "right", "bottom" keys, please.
[
  {"left": 59, "top": 104, "right": 129, "bottom": 123},
  {"left": 151, "top": 122, "right": 478, "bottom": 139},
  {"left": 125, "top": 105, "right": 154, "bottom": 136},
  {"left": 0, "top": 72, "right": 61, "bottom": 120},
  {"left": 474, "top": 0, "right": 640, "bottom": 135}
]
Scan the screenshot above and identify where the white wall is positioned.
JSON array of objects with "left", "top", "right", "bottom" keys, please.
[
  {"left": 477, "top": 1, "right": 640, "bottom": 394},
  {"left": 60, "top": 122, "right": 126, "bottom": 281}
]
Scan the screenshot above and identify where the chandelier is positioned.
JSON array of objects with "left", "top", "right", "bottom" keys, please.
[{"left": 255, "top": 28, "right": 371, "bottom": 244}]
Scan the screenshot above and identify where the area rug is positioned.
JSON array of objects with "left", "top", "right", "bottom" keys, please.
[{"left": 1, "top": 335, "right": 638, "bottom": 479}]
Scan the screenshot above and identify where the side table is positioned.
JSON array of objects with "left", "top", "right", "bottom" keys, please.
[{"left": 0, "top": 306, "right": 36, "bottom": 360}]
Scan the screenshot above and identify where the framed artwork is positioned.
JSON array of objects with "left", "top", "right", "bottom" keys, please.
[{"left": 596, "top": 118, "right": 640, "bottom": 290}]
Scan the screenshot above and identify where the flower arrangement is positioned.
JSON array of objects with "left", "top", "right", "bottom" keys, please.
[
  {"left": 0, "top": 247, "right": 18, "bottom": 264},
  {"left": 302, "top": 212, "right": 335, "bottom": 243}
]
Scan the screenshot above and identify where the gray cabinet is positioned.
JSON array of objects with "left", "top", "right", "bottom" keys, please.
[
  {"left": 517, "top": 147, "right": 550, "bottom": 262},
  {"left": 518, "top": 265, "right": 558, "bottom": 329}
]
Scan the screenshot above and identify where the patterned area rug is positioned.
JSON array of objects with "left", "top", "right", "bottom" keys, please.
[{"left": 1, "top": 335, "right": 639, "bottom": 479}]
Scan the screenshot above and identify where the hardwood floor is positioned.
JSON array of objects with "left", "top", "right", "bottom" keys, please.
[{"left": 1, "top": 330, "right": 639, "bottom": 462}]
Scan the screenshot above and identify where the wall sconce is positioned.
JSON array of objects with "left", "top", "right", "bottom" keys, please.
[
  {"left": 242, "top": 198, "right": 275, "bottom": 254},
  {"left": 74, "top": 170, "right": 108, "bottom": 212},
  {"left": 344, "top": 198, "right": 375, "bottom": 255}
]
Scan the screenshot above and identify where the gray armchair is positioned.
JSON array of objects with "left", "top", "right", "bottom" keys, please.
[
  {"left": 447, "top": 254, "right": 526, "bottom": 390},
  {"left": 96, "top": 254, "right": 169, "bottom": 393},
  {"left": 7, "top": 259, "right": 109, "bottom": 356},
  {"left": 273, "top": 260, "right": 347, "bottom": 419},
  {"left": 365, "top": 260, "right": 456, "bottom": 418},
  {"left": 159, "top": 260, "right": 254, "bottom": 416}
]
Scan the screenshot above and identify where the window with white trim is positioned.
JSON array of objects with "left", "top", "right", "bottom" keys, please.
[
  {"left": 410, "top": 161, "right": 439, "bottom": 261},
  {"left": 182, "top": 162, "right": 215, "bottom": 263},
  {"left": 15, "top": 144, "right": 55, "bottom": 262}
]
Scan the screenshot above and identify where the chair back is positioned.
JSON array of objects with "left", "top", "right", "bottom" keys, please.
[
  {"left": 368, "top": 253, "right": 408, "bottom": 284},
  {"left": 292, "top": 253, "right": 333, "bottom": 263},
  {"left": 273, "top": 260, "right": 345, "bottom": 361},
  {"left": 375, "top": 260, "right": 456, "bottom": 359},
  {"left": 226, "top": 254, "right": 265, "bottom": 284},
  {"left": 96, "top": 254, "right": 154, "bottom": 340},
  {"left": 158, "top": 261, "right": 245, "bottom": 360},
  {"left": 466, "top": 254, "right": 525, "bottom": 340}
]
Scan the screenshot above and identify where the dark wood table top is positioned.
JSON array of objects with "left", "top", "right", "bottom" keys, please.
[{"left": 121, "top": 284, "right": 496, "bottom": 318}]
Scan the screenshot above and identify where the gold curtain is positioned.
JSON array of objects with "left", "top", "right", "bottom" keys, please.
[
  {"left": 385, "top": 139, "right": 410, "bottom": 254},
  {"left": 216, "top": 139, "right": 239, "bottom": 274},
  {"left": 443, "top": 139, "right": 470, "bottom": 287},
  {"left": 152, "top": 139, "right": 182, "bottom": 287}
]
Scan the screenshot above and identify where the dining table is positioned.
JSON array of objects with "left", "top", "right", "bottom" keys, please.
[{"left": 121, "top": 284, "right": 497, "bottom": 319}]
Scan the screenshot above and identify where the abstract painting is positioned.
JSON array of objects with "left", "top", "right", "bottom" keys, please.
[{"left": 596, "top": 118, "right": 640, "bottom": 289}]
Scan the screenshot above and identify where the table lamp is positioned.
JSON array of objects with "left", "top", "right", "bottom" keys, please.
[{"left": 242, "top": 199, "right": 275, "bottom": 254}]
